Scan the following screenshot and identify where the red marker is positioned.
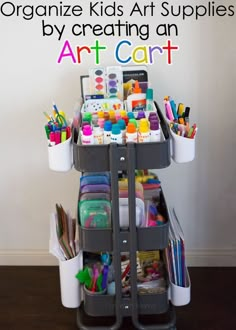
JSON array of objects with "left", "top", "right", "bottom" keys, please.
[{"left": 66, "top": 126, "right": 71, "bottom": 139}]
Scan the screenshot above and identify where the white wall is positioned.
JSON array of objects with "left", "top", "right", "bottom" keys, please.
[{"left": 0, "top": 0, "right": 235, "bottom": 266}]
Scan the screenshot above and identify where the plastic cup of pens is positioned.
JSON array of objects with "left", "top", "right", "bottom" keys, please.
[
  {"left": 170, "top": 123, "right": 196, "bottom": 163},
  {"left": 164, "top": 98, "right": 197, "bottom": 163},
  {"left": 44, "top": 105, "right": 73, "bottom": 172},
  {"left": 76, "top": 264, "right": 109, "bottom": 296}
]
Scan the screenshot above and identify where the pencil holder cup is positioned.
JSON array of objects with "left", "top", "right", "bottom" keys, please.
[
  {"left": 59, "top": 252, "right": 83, "bottom": 308},
  {"left": 48, "top": 137, "right": 73, "bottom": 172},
  {"left": 84, "top": 285, "right": 107, "bottom": 296},
  {"left": 170, "top": 130, "right": 195, "bottom": 163},
  {"left": 168, "top": 268, "right": 191, "bottom": 306}
]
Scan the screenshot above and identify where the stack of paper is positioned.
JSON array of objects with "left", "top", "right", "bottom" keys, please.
[
  {"left": 49, "top": 204, "right": 79, "bottom": 261},
  {"left": 165, "top": 208, "right": 187, "bottom": 287}
]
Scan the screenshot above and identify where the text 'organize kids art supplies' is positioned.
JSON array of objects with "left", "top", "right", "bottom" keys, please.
[{"left": 44, "top": 102, "right": 73, "bottom": 171}]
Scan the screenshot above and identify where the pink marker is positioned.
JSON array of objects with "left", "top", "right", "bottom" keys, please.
[
  {"left": 49, "top": 131, "right": 55, "bottom": 146},
  {"left": 55, "top": 131, "right": 61, "bottom": 145},
  {"left": 165, "top": 101, "right": 174, "bottom": 121}
]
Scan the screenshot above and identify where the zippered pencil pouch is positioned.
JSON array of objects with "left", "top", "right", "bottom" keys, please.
[
  {"left": 79, "top": 200, "right": 111, "bottom": 228},
  {"left": 80, "top": 184, "right": 111, "bottom": 194},
  {"left": 80, "top": 175, "right": 110, "bottom": 187},
  {"left": 79, "top": 192, "right": 110, "bottom": 202}
]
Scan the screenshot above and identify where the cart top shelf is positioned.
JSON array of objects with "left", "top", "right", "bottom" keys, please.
[{"left": 73, "top": 102, "right": 171, "bottom": 172}]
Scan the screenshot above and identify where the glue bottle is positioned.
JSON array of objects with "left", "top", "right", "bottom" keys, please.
[{"left": 126, "top": 81, "right": 146, "bottom": 112}]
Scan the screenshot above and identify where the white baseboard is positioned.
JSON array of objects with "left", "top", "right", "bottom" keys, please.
[
  {"left": 186, "top": 248, "right": 236, "bottom": 267},
  {"left": 0, "top": 250, "right": 58, "bottom": 266},
  {"left": 0, "top": 249, "right": 236, "bottom": 266}
]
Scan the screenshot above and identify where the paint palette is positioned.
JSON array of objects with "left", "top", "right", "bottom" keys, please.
[
  {"left": 106, "top": 66, "right": 123, "bottom": 100},
  {"left": 89, "top": 67, "right": 106, "bottom": 95}
]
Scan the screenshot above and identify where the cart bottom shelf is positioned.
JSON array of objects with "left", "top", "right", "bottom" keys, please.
[
  {"left": 83, "top": 290, "right": 169, "bottom": 317},
  {"left": 77, "top": 301, "right": 176, "bottom": 330}
]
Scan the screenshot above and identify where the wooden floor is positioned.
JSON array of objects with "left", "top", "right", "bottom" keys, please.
[{"left": 0, "top": 267, "right": 235, "bottom": 330}]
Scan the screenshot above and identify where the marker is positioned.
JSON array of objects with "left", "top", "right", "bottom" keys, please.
[
  {"left": 184, "top": 107, "right": 190, "bottom": 119},
  {"left": 104, "top": 121, "right": 112, "bottom": 144},
  {"left": 127, "top": 112, "right": 135, "bottom": 119},
  {"left": 98, "top": 118, "right": 105, "bottom": 130},
  {"left": 190, "top": 126, "right": 198, "bottom": 139},
  {"left": 97, "top": 111, "right": 104, "bottom": 119},
  {"left": 55, "top": 130, "right": 61, "bottom": 145},
  {"left": 120, "top": 110, "right": 127, "bottom": 118},
  {"left": 189, "top": 124, "right": 197, "bottom": 138},
  {"left": 129, "top": 118, "right": 138, "bottom": 128},
  {"left": 111, "top": 124, "right": 122, "bottom": 144},
  {"left": 45, "top": 125, "right": 50, "bottom": 139},
  {"left": 170, "top": 99, "right": 178, "bottom": 120},
  {"left": 150, "top": 120, "right": 161, "bottom": 142},
  {"left": 115, "top": 112, "right": 121, "bottom": 121},
  {"left": 93, "top": 125, "right": 104, "bottom": 145},
  {"left": 146, "top": 88, "right": 154, "bottom": 111},
  {"left": 49, "top": 131, "right": 55, "bottom": 146},
  {"left": 165, "top": 101, "right": 174, "bottom": 121},
  {"left": 177, "top": 103, "right": 185, "bottom": 117},
  {"left": 52, "top": 102, "right": 59, "bottom": 115},
  {"left": 138, "top": 119, "right": 150, "bottom": 143},
  {"left": 117, "top": 119, "right": 126, "bottom": 144},
  {"left": 136, "top": 111, "right": 146, "bottom": 120},
  {"left": 61, "top": 130, "right": 67, "bottom": 142},
  {"left": 92, "top": 113, "right": 98, "bottom": 126},
  {"left": 82, "top": 125, "right": 94, "bottom": 145},
  {"left": 43, "top": 111, "right": 51, "bottom": 122},
  {"left": 126, "top": 123, "right": 137, "bottom": 143}
]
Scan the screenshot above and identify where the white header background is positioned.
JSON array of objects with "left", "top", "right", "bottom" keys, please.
[{"left": 0, "top": 0, "right": 235, "bottom": 265}]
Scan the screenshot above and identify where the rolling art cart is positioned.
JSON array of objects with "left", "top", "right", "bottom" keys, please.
[{"left": 73, "top": 101, "right": 177, "bottom": 330}]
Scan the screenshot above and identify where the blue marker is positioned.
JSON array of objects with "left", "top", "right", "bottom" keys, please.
[{"left": 170, "top": 99, "right": 178, "bottom": 120}]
